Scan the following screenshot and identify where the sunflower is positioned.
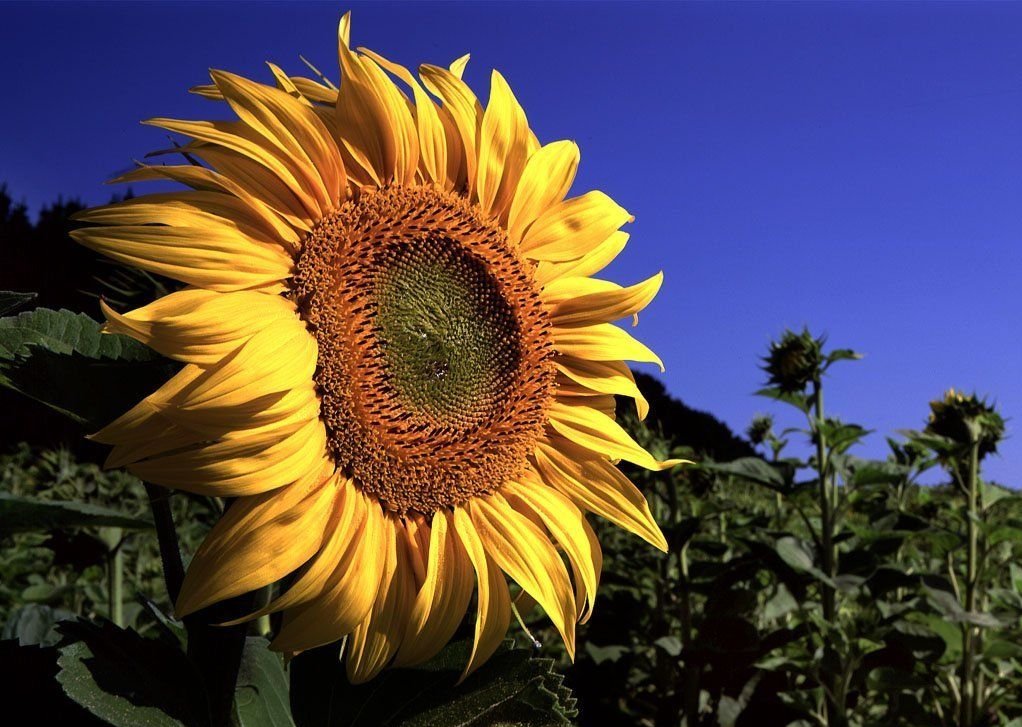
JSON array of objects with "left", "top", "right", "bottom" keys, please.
[{"left": 72, "top": 12, "right": 680, "bottom": 682}]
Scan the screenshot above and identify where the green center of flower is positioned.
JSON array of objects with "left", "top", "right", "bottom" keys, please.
[{"left": 374, "top": 240, "right": 520, "bottom": 427}]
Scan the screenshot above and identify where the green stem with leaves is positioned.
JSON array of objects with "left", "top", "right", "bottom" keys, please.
[
  {"left": 811, "top": 378, "right": 847, "bottom": 727},
  {"left": 959, "top": 439, "right": 981, "bottom": 727},
  {"left": 812, "top": 379, "right": 836, "bottom": 622}
]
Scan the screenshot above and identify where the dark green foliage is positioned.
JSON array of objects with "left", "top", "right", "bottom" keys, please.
[
  {"left": 0, "top": 186, "right": 172, "bottom": 452},
  {"left": 55, "top": 619, "right": 212, "bottom": 727},
  {"left": 0, "top": 305, "right": 178, "bottom": 429},
  {"left": 0, "top": 493, "right": 153, "bottom": 535},
  {"left": 290, "top": 639, "right": 576, "bottom": 727},
  {"left": 234, "top": 638, "right": 296, "bottom": 727}
]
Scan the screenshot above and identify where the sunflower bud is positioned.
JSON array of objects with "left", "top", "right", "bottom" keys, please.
[
  {"left": 925, "top": 388, "right": 1005, "bottom": 460},
  {"left": 763, "top": 329, "right": 825, "bottom": 394},
  {"left": 746, "top": 414, "right": 774, "bottom": 446}
]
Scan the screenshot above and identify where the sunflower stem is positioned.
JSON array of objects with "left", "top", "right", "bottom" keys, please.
[
  {"left": 106, "top": 527, "right": 124, "bottom": 627},
  {"left": 255, "top": 585, "right": 273, "bottom": 637},
  {"left": 959, "top": 438, "right": 981, "bottom": 727},
  {"left": 144, "top": 483, "right": 184, "bottom": 604}
]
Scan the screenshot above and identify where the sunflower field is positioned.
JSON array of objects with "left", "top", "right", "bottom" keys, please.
[
  {"left": 1, "top": 9, "right": 1020, "bottom": 727},
  {"left": 2, "top": 217, "right": 1019, "bottom": 725}
]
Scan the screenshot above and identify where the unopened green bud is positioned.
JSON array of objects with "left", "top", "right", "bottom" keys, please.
[
  {"left": 763, "top": 329, "right": 824, "bottom": 394},
  {"left": 747, "top": 414, "right": 774, "bottom": 445},
  {"left": 925, "top": 388, "right": 1005, "bottom": 460}
]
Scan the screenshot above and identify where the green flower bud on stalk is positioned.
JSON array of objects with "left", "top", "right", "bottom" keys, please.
[
  {"left": 925, "top": 388, "right": 1005, "bottom": 460},
  {"left": 763, "top": 328, "right": 825, "bottom": 394},
  {"left": 746, "top": 413, "right": 774, "bottom": 446}
]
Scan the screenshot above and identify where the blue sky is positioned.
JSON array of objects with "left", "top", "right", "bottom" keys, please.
[{"left": 2, "top": 1, "right": 1020, "bottom": 484}]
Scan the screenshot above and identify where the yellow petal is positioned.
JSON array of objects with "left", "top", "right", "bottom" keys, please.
[
  {"left": 187, "top": 143, "right": 313, "bottom": 232},
  {"left": 128, "top": 418, "right": 327, "bottom": 496},
  {"left": 452, "top": 507, "right": 511, "bottom": 680},
  {"left": 265, "top": 62, "right": 312, "bottom": 105},
  {"left": 548, "top": 272, "right": 662, "bottom": 328},
  {"left": 508, "top": 140, "right": 579, "bottom": 245},
  {"left": 98, "top": 401, "right": 206, "bottom": 469},
  {"left": 251, "top": 478, "right": 366, "bottom": 621},
  {"left": 143, "top": 118, "right": 322, "bottom": 219},
  {"left": 335, "top": 12, "right": 418, "bottom": 186},
  {"left": 209, "top": 69, "right": 345, "bottom": 209},
  {"left": 359, "top": 49, "right": 449, "bottom": 189},
  {"left": 449, "top": 54, "right": 470, "bottom": 79},
  {"left": 468, "top": 493, "right": 576, "bottom": 660},
  {"left": 265, "top": 488, "right": 385, "bottom": 647},
  {"left": 521, "top": 191, "right": 632, "bottom": 263},
  {"left": 420, "top": 63, "right": 481, "bottom": 192},
  {"left": 547, "top": 400, "right": 683, "bottom": 472},
  {"left": 108, "top": 166, "right": 302, "bottom": 250},
  {"left": 535, "top": 231, "right": 629, "bottom": 287},
  {"left": 553, "top": 322, "right": 664, "bottom": 370},
  {"left": 474, "top": 71, "right": 531, "bottom": 223},
  {"left": 100, "top": 289, "right": 298, "bottom": 366},
  {"left": 290, "top": 76, "right": 339, "bottom": 104},
  {"left": 74, "top": 192, "right": 288, "bottom": 252},
  {"left": 504, "top": 478, "right": 601, "bottom": 623},
  {"left": 69, "top": 224, "right": 292, "bottom": 293},
  {"left": 555, "top": 358, "right": 649, "bottom": 420},
  {"left": 346, "top": 514, "right": 416, "bottom": 683},
  {"left": 164, "top": 317, "right": 316, "bottom": 413},
  {"left": 394, "top": 511, "right": 474, "bottom": 667},
  {"left": 175, "top": 461, "right": 337, "bottom": 617},
  {"left": 533, "top": 438, "right": 668, "bottom": 551},
  {"left": 541, "top": 277, "right": 620, "bottom": 307}
]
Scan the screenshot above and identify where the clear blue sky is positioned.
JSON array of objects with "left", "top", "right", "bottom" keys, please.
[{"left": 2, "top": 1, "right": 1020, "bottom": 484}]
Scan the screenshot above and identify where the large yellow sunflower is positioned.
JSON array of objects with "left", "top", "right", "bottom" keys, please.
[{"left": 72, "top": 12, "right": 680, "bottom": 682}]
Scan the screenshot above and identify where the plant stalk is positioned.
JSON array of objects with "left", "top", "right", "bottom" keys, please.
[
  {"left": 959, "top": 439, "right": 981, "bottom": 727},
  {"left": 144, "top": 482, "right": 184, "bottom": 603},
  {"left": 812, "top": 380, "right": 836, "bottom": 622},
  {"left": 107, "top": 527, "right": 124, "bottom": 627},
  {"left": 812, "top": 378, "right": 846, "bottom": 727}
]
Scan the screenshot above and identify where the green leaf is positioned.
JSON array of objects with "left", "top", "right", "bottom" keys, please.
[
  {"left": 817, "top": 420, "right": 871, "bottom": 455},
  {"left": 716, "top": 673, "right": 762, "bottom": 727},
  {"left": 775, "top": 536, "right": 813, "bottom": 571},
  {"left": 2, "top": 604, "right": 75, "bottom": 646},
  {"left": 0, "top": 493, "right": 152, "bottom": 535},
  {"left": 702, "top": 458, "right": 793, "bottom": 492},
  {"left": 762, "top": 584, "right": 799, "bottom": 621},
  {"left": 0, "top": 307, "right": 176, "bottom": 428},
  {"left": 981, "top": 482, "right": 1017, "bottom": 512},
  {"left": 845, "top": 458, "right": 909, "bottom": 487},
  {"left": 653, "top": 635, "right": 683, "bottom": 657},
  {"left": 0, "top": 290, "right": 37, "bottom": 315},
  {"left": 924, "top": 587, "right": 1002, "bottom": 628},
  {"left": 583, "top": 642, "right": 628, "bottom": 665},
  {"left": 824, "top": 349, "right": 863, "bottom": 366},
  {"left": 754, "top": 386, "right": 809, "bottom": 413},
  {"left": 0, "top": 639, "right": 107, "bottom": 724},
  {"left": 775, "top": 536, "right": 835, "bottom": 587},
  {"left": 290, "top": 639, "right": 576, "bottom": 727},
  {"left": 21, "top": 582, "right": 74, "bottom": 604},
  {"left": 55, "top": 619, "right": 211, "bottom": 727},
  {"left": 235, "top": 637, "right": 295, "bottom": 727}
]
